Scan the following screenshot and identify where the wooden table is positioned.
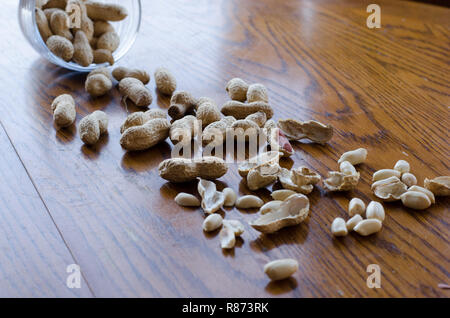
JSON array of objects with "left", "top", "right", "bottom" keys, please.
[{"left": 0, "top": 0, "right": 448, "bottom": 297}]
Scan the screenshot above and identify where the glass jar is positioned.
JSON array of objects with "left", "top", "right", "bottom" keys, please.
[{"left": 18, "top": 0, "right": 142, "bottom": 72}]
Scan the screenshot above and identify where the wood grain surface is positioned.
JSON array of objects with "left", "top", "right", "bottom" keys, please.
[{"left": 0, "top": 0, "right": 448, "bottom": 297}]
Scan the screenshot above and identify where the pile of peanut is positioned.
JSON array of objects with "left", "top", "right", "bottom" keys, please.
[
  {"left": 46, "top": 23, "right": 449, "bottom": 284},
  {"left": 36, "top": 0, "right": 127, "bottom": 67}
]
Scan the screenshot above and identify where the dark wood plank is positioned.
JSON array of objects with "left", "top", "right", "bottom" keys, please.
[
  {"left": 0, "top": 124, "right": 92, "bottom": 297},
  {"left": 0, "top": 0, "right": 448, "bottom": 297}
]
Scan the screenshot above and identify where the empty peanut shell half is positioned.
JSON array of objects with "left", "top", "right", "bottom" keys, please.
[
  {"left": 424, "top": 176, "right": 449, "bottom": 196},
  {"left": 371, "top": 176, "right": 407, "bottom": 201},
  {"left": 250, "top": 194, "right": 309, "bottom": 233}
]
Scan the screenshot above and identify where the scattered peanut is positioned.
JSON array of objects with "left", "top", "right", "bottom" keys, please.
[
  {"left": 339, "top": 161, "right": 357, "bottom": 175},
  {"left": 400, "top": 191, "right": 431, "bottom": 210},
  {"left": 235, "top": 195, "right": 264, "bottom": 209},
  {"left": 168, "top": 91, "right": 197, "bottom": 120},
  {"left": 120, "top": 118, "right": 170, "bottom": 151},
  {"left": 158, "top": 156, "right": 228, "bottom": 183},
  {"left": 348, "top": 198, "right": 365, "bottom": 216},
  {"left": 174, "top": 193, "right": 200, "bottom": 207},
  {"left": 365, "top": 201, "right": 385, "bottom": 222},
  {"left": 169, "top": 115, "right": 197, "bottom": 144},
  {"left": 264, "top": 259, "right": 298, "bottom": 281},
  {"left": 219, "top": 226, "right": 236, "bottom": 249},
  {"left": 51, "top": 94, "right": 76, "bottom": 128},
  {"left": 424, "top": 176, "right": 450, "bottom": 196},
  {"left": 118, "top": 77, "right": 152, "bottom": 107},
  {"left": 112, "top": 67, "right": 150, "bottom": 84},
  {"left": 221, "top": 100, "right": 273, "bottom": 119},
  {"left": 202, "top": 214, "right": 223, "bottom": 232},
  {"left": 246, "top": 83, "right": 268, "bottom": 103},
  {"left": 85, "top": 67, "right": 112, "bottom": 97},
  {"left": 120, "top": 109, "right": 166, "bottom": 133},
  {"left": 346, "top": 214, "right": 363, "bottom": 231},
  {"left": 353, "top": 219, "right": 382, "bottom": 236},
  {"left": 222, "top": 188, "right": 237, "bottom": 207},
  {"left": 79, "top": 110, "right": 108, "bottom": 145},
  {"left": 372, "top": 169, "right": 401, "bottom": 182},
  {"left": 154, "top": 67, "right": 177, "bottom": 95},
  {"left": 230, "top": 112, "right": 263, "bottom": 141},
  {"left": 338, "top": 148, "right": 368, "bottom": 165},
  {"left": 331, "top": 217, "right": 348, "bottom": 237},
  {"left": 408, "top": 186, "right": 435, "bottom": 204},
  {"left": 225, "top": 78, "right": 248, "bottom": 102},
  {"left": 46, "top": 35, "right": 74, "bottom": 61},
  {"left": 394, "top": 160, "right": 410, "bottom": 174},
  {"left": 401, "top": 172, "right": 417, "bottom": 187}
]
